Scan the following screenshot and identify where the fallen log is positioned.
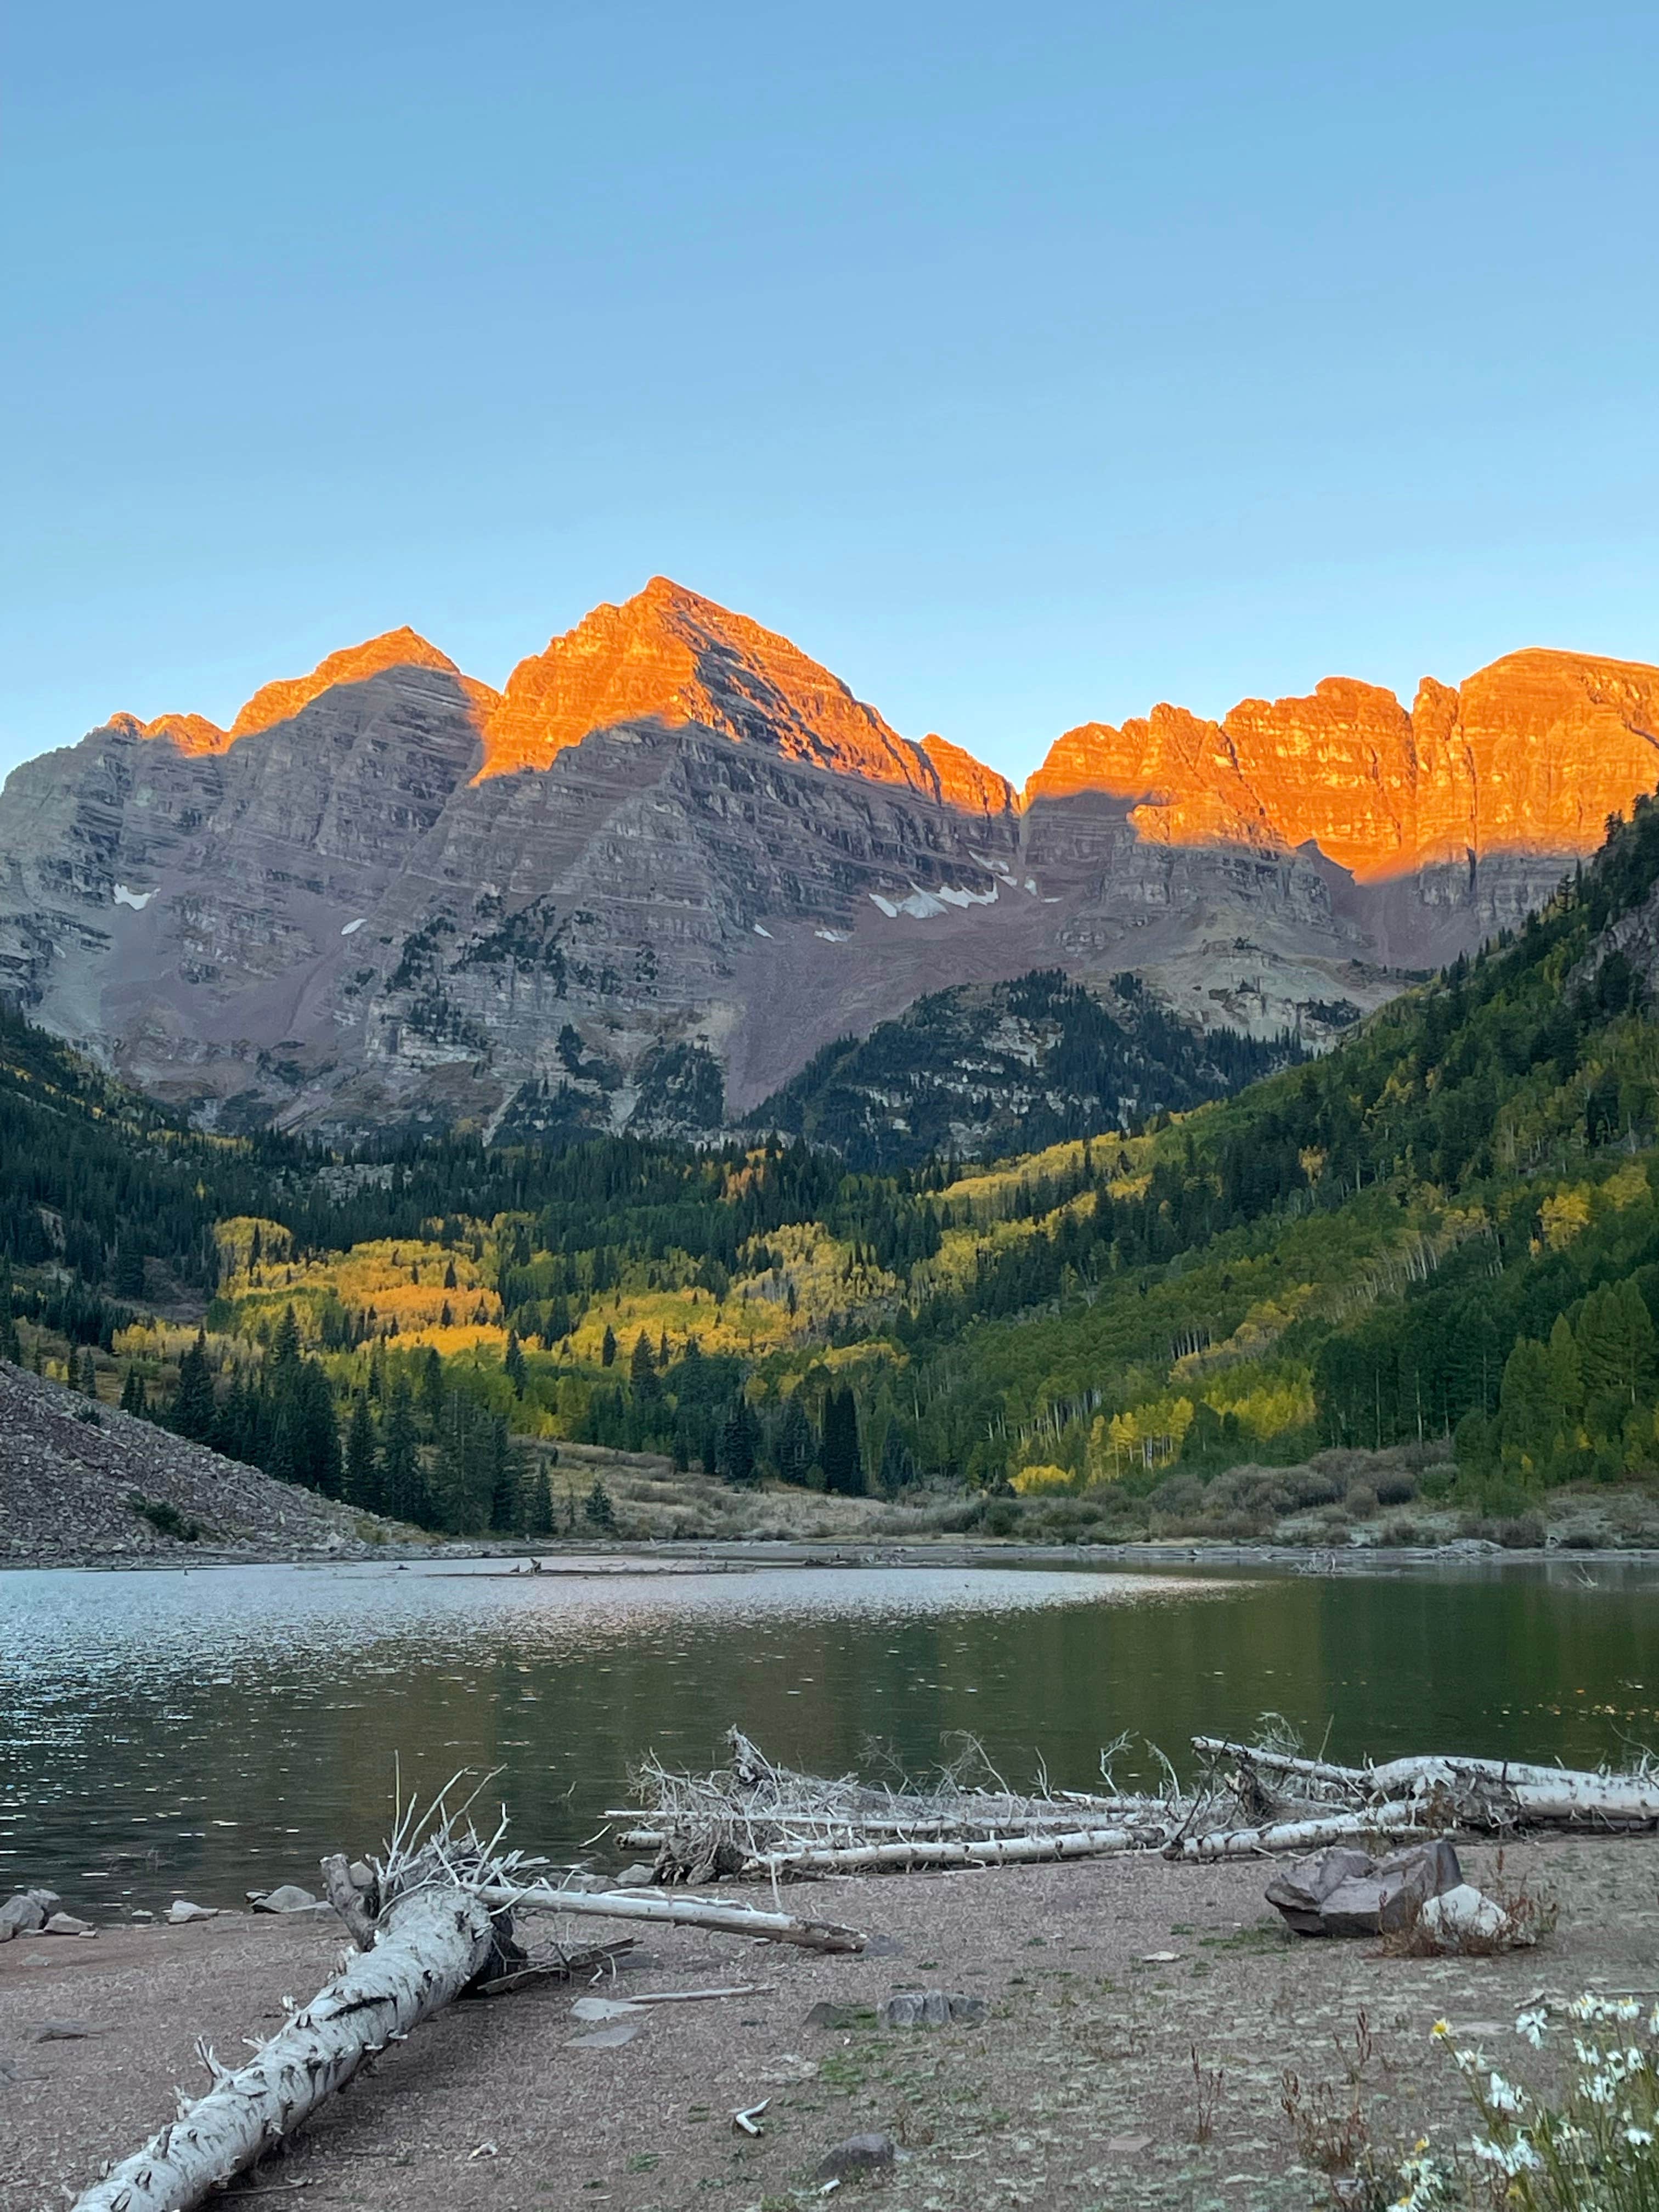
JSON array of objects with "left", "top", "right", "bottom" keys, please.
[
  {"left": 72, "top": 1865, "right": 499, "bottom": 2211},
  {"left": 1170, "top": 1806, "right": 1427, "bottom": 1861},
  {"left": 747, "top": 1824, "right": 1141, "bottom": 1875},
  {"left": 484, "top": 1880, "right": 866, "bottom": 1953}
]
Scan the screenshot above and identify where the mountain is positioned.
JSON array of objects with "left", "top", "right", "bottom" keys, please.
[{"left": 1, "top": 578, "right": 1655, "bottom": 1142}]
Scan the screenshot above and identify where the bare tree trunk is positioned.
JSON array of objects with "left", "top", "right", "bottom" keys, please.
[
  {"left": 71, "top": 1883, "right": 495, "bottom": 2212},
  {"left": 481, "top": 1880, "right": 865, "bottom": 1953},
  {"left": 747, "top": 1825, "right": 1141, "bottom": 1874}
]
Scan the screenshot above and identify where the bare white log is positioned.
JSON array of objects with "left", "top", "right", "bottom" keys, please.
[
  {"left": 1170, "top": 1805, "right": 1427, "bottom": 1861},
  {"left": 71, "top": 1882, "right": 494, "bottom": 2212},
  {"left": 484, "top": 1881, "right": 866, "bottom": 1953},
  {"left": 747, "top": 1824, "right": 1139, "bottom": 1875}
]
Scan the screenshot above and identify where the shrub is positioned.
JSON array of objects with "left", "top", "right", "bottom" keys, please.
[
  {"left": 1374, "top": 1470, "right": 1419, "bottom": 1505},
  {"left": 1345, "top": 1482, "right": 1380, "bottom": 1520},
  {"left": 128, "top": 1492, "right": 201, "bottom": 1543}
]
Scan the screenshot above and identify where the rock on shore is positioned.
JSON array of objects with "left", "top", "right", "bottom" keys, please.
[{"left": 0, "top": 1358, "right": 385, "bottom": 1562}]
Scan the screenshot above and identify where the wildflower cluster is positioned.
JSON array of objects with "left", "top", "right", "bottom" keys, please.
[{"left": 1397, "top": 1997, "right": 1659, "bottom": 2209}]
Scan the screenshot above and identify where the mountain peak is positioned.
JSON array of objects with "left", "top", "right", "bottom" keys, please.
[
  {"left": 478, "top": 580, "right": 1012, "bottom": 808},
  {"left": 137, "top": 628, "right": 488, "bottom": 755}
]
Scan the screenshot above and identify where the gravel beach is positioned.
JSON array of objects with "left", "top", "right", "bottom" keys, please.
[{"left": 7, "top": 1835, "right": 1655, "bottom": 2212}]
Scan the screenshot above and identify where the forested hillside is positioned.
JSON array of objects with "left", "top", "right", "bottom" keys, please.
[
  {"left": 749, "top": 968, "right": 1299, "bottom": 1168},
  {"left": 7, "top": 793, "right": 1659, "bottom": 1541}
]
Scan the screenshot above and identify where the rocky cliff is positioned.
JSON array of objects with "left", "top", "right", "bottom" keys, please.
[{"left": 0, "top": 579, "right": 1652, "bottom": 1141}]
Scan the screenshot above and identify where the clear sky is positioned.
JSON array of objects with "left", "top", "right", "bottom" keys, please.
[{"left": 5, "top": 1, "right": 1658, "bottom": 787}]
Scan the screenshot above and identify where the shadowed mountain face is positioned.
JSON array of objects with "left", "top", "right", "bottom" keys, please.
[{"left": 0, "top": 578, "right": 1654, "bottom": 1142}]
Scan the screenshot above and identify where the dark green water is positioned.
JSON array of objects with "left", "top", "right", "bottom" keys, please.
[{"left": 4, "top": 1555, "right": 1657, "bottom": 1915}]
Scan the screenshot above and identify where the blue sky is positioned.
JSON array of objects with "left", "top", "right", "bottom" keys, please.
[{"left": 5, "top": 1, "right": 1658, "bottom": 786}]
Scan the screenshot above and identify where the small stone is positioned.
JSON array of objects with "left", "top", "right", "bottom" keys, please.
[
  {"left": 803, "top": 2001, "right": 863, "bottom": 2030},
  {"left": 613, "top": 1864, "right": 655, "bottom": 1889},
  {"left": 347, "top": 1862, "right": 375, "bottom": 1893},
  {"left": 815, "top": 2131, "right": 897, "bottom": 2181},
  {"left": 167, "top": 1899, "right": 218, "bottom": 1924},
  {"left": 35, "top": 2019, "right": 106, "bottom": 2041},
  {"left": 250, "top": 1885, "right": 322, "bottom": 1914},
  {"left": 43, "top": 1912, "right": 93, "bottom": 1937},
  {"left": 566, "top": 2017, "right": 647, "bottom": 2049}
]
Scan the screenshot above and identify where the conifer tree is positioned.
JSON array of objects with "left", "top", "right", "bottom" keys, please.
[
  {"left": 601, "top": 1323, "right": 617, "bottom": 1368},
  {"left": 583, "top": 1475, "right": 615, "bottom": 1531},
  {"left": 345, "top": 1393, "right": 380, "bottom": 1511},
  {"left": 775, "top": 1393, "right": 816, "bottom": 1486},
  {"left": 821, "top": 1386, "right": 864, "bottom": 1496},
  {"left": 380, "top": 1375, "right": 424, "bottom": 1523},
  {"left": 504, "top": 1329, "right": 527, "bottom": 1398},
  {"left": 120, "top": 1365, "right": 146, "bottom": 1417},
  {"left": 487, "top": 1414, "right": 517, "bottom": 1531},
  {"left": 172, "top": 1329, "right": 216, "bottom": 1442},
  {"left": 630, "top": 1330, "right": 659, "bottom": 1401},
  {"left": 718, "top": 1395, "right": 760, "bottom": 1486}
]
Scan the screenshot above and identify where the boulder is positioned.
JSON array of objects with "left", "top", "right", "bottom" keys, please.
[
  {"left": 1266, "top": 1838, "right": 1462, "bottom": 1938},
  {"left": 1418, "top": 1883, "right": 1520, "bottom": 1950},
  {"left": 43, "top": 1912, "right": 93, "bottom": 1936},
  {"left": 814, "top": 2132, "right": 897, "bottom": 2181},
  {"left": 1, "top": 1894, "right": 47, "bottom": 1935},
  {"left": 250, "top": 1884, "right": 323, "bottom": 1915},
  {"left": 166, "top": 1899, "right": 219, "bottom": 1924}
]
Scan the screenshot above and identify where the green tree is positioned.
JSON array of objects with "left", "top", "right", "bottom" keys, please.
[
  {"left": 583, "top": 1475, "right": 615, "bottom": 1531},
  {"left": 120, "top": 1364, "right": 147, "bottom": 1417},
  {"left": 601, "top": 1323, "right": 617, "bottom": 1368},
  {"left": 345, "top": 1393, "right": 380, "bottom": 1511},
  {"left": 487, "top": 1414, "right": 518, "bottom": 1532},
  {"left": 630, "top": 1330, "right": 659, "bottom": 1401},
  {"left": 718, "top": 1395, "right": 760, "bottom": 1487},
  {"left": 380, "top": 1375, "right": 425, "bottom": 1523},
  {"left": 821, "top": 1387, "right": 864, "bottom": 1496},
  {"left": 172, "top": 1330, "right": 216, "bottom": 1442},
  {"left": 774, "top": 1393, "right": 817, "bottom": 1486},
  {"left": 504, "top": 1330, "right": 527, "bottom": 1398}
]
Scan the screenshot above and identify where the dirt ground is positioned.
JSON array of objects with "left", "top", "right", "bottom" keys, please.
[{"left": 6, "top": 1837, "right": 1656, "bottom": 2212}]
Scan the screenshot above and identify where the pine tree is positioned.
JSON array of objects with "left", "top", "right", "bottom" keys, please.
[
  {"left": 504, "top": 1330, "right": 527, "bottom": 1398},
  {"left": 0, "top": 1276, "right": 19, "bottom": 1367},
  {"left": 420, "top": 1346, "right": 445, "bottom": 1430},
  {"left": 172, "top": 1330, "right": 216, "bottom": 1442},
  {"left": 775, "top": 1393, "right": 817, "bottom": 1486},
  {"left": 523, "top": 1462, "right": 555, "bottom": 1537},
  {"left": 718, "top": 1396, "right": 760, "bottom": 1487},
  {"left": 630, "top": 1330, "right": 659, "bottom": 1401},
  {"left": 345, "top": 1393, "right": 380, "bottom": 1511},
  {"left": 120, "top": 1365, "right": 146, "bottom": 1417},
  {"left": 380, "top": 1375, "right": 425, "bottom": 1523},
  {"left": 821, "top": 1387, "right": 864, "bottom": 1496},
  {"left": 601, "top": 1324, "right": 617, "bottom": 1368},
  {"left": 487, "top": 1414, "right": 517, "bottom": 1532},
  {"left": 583, "top": 1475, "right": 615, "bottom": 1531},
  {"left": 878, "top": 1423, "right": 914, "bottom": 1497}
]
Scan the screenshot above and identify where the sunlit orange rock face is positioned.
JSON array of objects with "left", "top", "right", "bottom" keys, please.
[
  {"left": 478, "top": 577, "right": 1015, "bottom": 809},
  {"left": 138, "top": 629, "right": 497, "bottom": 754},
  {"left": 1026, "top": 648, "right": 1659, "bottom": 878}
]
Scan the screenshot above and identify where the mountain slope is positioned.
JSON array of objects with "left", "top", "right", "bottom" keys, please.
[
  {"left": 751, "top": 968, "right": 1299, "bottom": 1169},
  {"left": 2, "top": 579, "right": 1657, "bottom": 1144}
]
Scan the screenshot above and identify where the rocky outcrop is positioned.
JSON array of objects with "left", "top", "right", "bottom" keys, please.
[
  {"left": 1028, "top": 648, "right": 1659, "bottom": 898},
  {"left": 1, "top": 579, "right": 1653, "bottom": 1141}
]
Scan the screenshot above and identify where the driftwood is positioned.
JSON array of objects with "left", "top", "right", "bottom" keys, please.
[
  {"left": 482, "top": 1879, "right": 865, "bottom": 1953},
  {"left": 71, "top": 1776, "right": 865, "bottom": 2211},
  {"left": 72, "top": 1806, "right": 510, "bottom": 2212}
]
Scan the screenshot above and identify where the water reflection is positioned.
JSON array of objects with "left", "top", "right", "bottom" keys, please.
[{"left": 4, "top": 1556, "right": 1657, "bottom": 1913}]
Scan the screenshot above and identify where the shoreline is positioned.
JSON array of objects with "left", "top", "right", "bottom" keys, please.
[
  {"left": 7, "top": 1833, "right": 1654, "bottom": 2212},
  {"left": 7, "top": 1532, "right": 1659, "bottom": 1573}
]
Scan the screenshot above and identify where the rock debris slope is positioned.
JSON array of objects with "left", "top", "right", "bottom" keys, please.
[
  {"left": 1, "top": 578, "right": 1655, "bottom": 1140},
  {"left": 0, "top": 1361, "right": 374, "bottom": 1561}
]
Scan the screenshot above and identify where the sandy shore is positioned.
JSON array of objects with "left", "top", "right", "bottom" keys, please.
[{"left": 7, "top": 1835, "right": 1655, "bottom": 2212}]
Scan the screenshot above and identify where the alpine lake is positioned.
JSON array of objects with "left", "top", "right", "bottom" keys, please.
[{"left": 6, "top": 1551, "right": 1659, "bottom": 1916}]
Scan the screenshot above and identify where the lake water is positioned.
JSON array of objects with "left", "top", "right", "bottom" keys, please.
[{"left": 5, "top": 1554, "right": 1659, "bottom": 1915}]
